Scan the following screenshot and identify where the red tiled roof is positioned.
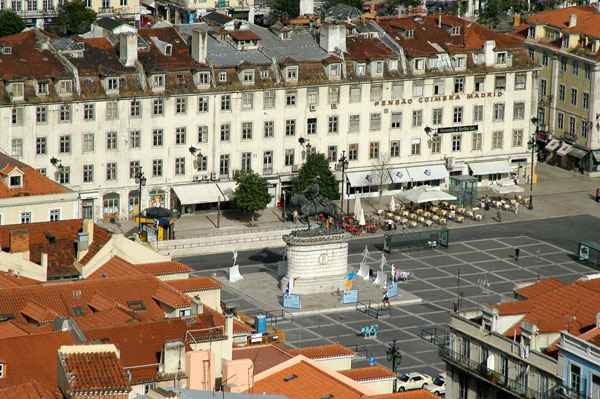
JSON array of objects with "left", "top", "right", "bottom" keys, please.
[
  {"left": 232, "top": 344, "right": 293, "bottom": 374},
  {"left": 0, "top": 321, "right": 31, "bottom": 339},
  {"left": 250, "top": 360, "right": 367, "bottom": 399},
  {"left": 75, "top": 307, "right": 139, "bottom": 330},
  {"left": 134, "top": 261, "right": 193, "bottom": 276},
  {"left": 0, "top": 31, "right": 69, "bottom": 80},
  {"left": 20, "top": 301, "right": 58, "bottom": 323},
  {"left": 152, "top": 285, "right": 190, "bottom": 308},
  {"left": 284, "top": 344, "right": 356, "bottom": 359},
  {"left": 138, "top": 27, "right": 203, "bottom": 72},
  {"left": 69, "top": 37, "right": 136, "bottom": 76},
  {"left": 0, "top": 380, "right": 56, "bottom": 399},
  {"left": 88, "top": 292, "right": 122, "bottom": 312},
  {"left": 514, "top": 277, "right": 567, "bottom": 299},
  {"left": 0, "top": 271, "right": 41, "bottom": 289},
  {"left": 0, "top": 331, "right": 76, "bottom": 391},
  {"left": 339, "top": 366, "right": 397, "bottom": 382},
  {"left": 225, "top": 29, "right": 262, "bottom": 41},
  {"left": 165, "top": 277, "right": 224, "bottom": 292},
  {"left": 60, "top": 350, "right": 131, "bottom": 395},
  {"left": 0, "top": 155, "right": 69, "bottom": 199},
  {"left": 524, "top": 6, "right": 598, "bottom": 34},
  {"left": 78, "top": 225, "right": 112, "bottom": 266},
  {"left": 87, "top": 257, "right": 146, "bottom": 280},
  {"left": 345, "top": 37, "right": 394, "bottom": 61}
]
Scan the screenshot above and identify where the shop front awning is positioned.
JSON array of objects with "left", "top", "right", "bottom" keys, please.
[
  {"left": 217, "top": 181, "right": 237, "bottom": 201},
  {"left": 568, "top": 147, "right": 588, "bottom": 159},
  {"left": 389, "top": 168, "right": 411, "bottom": 184},
  {"left": 347, "top": 170, "right": 386, "bottom": 187},
  {"left": 556, "top": 143, "right": 573, "bottom": 157},
  {"left": 406, "top": 165, "right": 448, "bottom": 182},
  {"left": 545, "top": 139, "right": 561, "bottom": 151},
  {"left": 468, "top": 160, "right": 511, "bottom": 176},
  {"left": 172, "top": 183, "right": 223, "bottom": 205}
]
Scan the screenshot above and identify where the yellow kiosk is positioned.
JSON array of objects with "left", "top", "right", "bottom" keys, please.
[{"left": 135, "top": 207, "right": 180, "bottom": 242}]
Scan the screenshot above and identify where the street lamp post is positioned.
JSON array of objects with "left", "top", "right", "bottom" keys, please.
[
  {"left": 135, "top": 167, "right": 147, "bottom": 234},
  {"left": 386, "top": 340, "right": 403, "bottom": 392},
  {"left": 338, "top": 151, "right": 349, "bottom": 215},
  {"left": 529, "top": 118, "right": 539, "bottom": 210}
]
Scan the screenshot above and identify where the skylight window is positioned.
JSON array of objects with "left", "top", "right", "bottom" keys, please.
[
  {"left": 127, "top": 300, "right": 146, "bottom": 311},
  {"left": 283, "top": 374, "right": 297, "bottom": 382}
]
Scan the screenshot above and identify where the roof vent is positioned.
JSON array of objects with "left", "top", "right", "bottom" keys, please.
[
  {"left": 321, "top": 395, "right": 334, "bottom": 399},
  {"left": 45, "top": 232, "right": 56, "bottom": 244},
  {"left": 283, "top": 374, "right": 297, "bottom": 382}
]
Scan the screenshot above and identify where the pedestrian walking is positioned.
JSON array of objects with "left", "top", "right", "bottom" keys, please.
[
  {"left": 596, "top": 187, "right": 600, "bottom": 202},
  {"left": 515, "top": 247, "right": 520, "bottom": 261},
  {"left": 514, "top": 202, "right": 519, "bottom": 215}
]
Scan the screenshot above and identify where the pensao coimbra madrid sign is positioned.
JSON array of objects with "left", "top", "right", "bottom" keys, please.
[{"left": 373, "top": 91, "right": 504, "bottom": 106}]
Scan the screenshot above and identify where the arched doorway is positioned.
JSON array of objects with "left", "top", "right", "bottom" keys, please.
[
  {"left": 149, "top": 188, "right": 165, "bottom": 208},
  {"left": 103, "top": 192, "right": 120, "bottom": 222},
  {"left": 129, "top": 189, "right": 140, "bottom": 216}
]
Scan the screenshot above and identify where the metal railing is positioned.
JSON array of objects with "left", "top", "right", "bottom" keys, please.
[
  {"left": 356, "top": 300, "right": 391, "bottom": 319},
  {"left": 421, "top": 327, "right": 449, "bottom": 348},
  {"left": 175, "top": 224, "right": 298, "bottom": 240}
]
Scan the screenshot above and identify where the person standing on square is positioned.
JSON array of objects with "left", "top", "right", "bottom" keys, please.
[{"left": 515, "top": 247, "right": 520, "bottom": 261}]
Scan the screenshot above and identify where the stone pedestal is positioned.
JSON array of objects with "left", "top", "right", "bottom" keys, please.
[{"left": 280, "top": 231, "right": 351, "bottom": 295}]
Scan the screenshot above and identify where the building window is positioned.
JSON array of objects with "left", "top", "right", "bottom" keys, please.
[
  {"left": 540, "top": 79, "right": 547, "bottom": 97},
  {"left": 286, "top": 66, "right": 298, "bottom": 81},
  {"left": 83, "top": 133, "right": 94, "bottom": 152},
  {"left": 36, "top": 106, "right": 47, "bottom": 124},
  {"left": 219, "top": 72, "right": 227, "bottom": 82},
  {"left": 175, "top": 97, "right": 187, "bottom": 114},
  {"left": 493, "top": 103, "right": 505, "bottom": 121},
  {"left": 560, "top": 57, "right": 567, "bottom": 72},
  {"left": 242, "top": 70, "right": 254, "bottom": 83},
  {"left": 152, "top": 159, "right": 163, "bottom": 177},
  {"left": 513, "top": 102, "right": 525, "bottom": 120},
  {"left": 286, "top": 90, "right": 297, "bottom": 106},
  {"left": 327, "top": 145, "right": 337, "bottom": 162},
  {"left": 219, "top": 154, "right": 230, "bottom": 176},
  {"left": 60, "top": 104, "right": 71, "bottom": 122},
  {"left": 59, "top": 80, "right": 72, "bottom": 94},
  {"left": 104, "top": 102, "right": 118, "bottom": 122},
  {"left": 454, "top": 77, "right": 464, "bottom": 93},
  {"left": 392, "top": 82, "right": 403, "bottom": 99},
  {"left": 348, "top": 143, "right": 358, "bottom": 161},
  {"left": 515, "top": 74, "right": 526, "bottom": 90},
  {"left": 264, "top": 91, "right": 275, "bottom": 109},
  {"left": 10, "top": 107, "right": 22, "bottom": 125},
  {"left": 221, "top": 95, "right": 231, "bottom": 111},
  {"left": 585, "top": 64, "right": 591, "bottom": 80},
  {"left": 494, "top": 75, "right": 506, "bottom": 91},
  {"left": 329, "top": 63, "right": 341, "bottom": 77},
  {"left": 106, "top": 131, "right": 117, "bottom": 150},
  {"left": 198, "top": 96, "right": 209, "bottom": 112},
  {"left": 542, "top": 51, "right": 548, "bottom": 67},
  {"left": 84, "top": 104, "right": 95, "bottom": 120},
  {"left": 21, "top": 212, "right": 31, "bottom": 224},
  {"left": 220, "top": 124, "right": 231, "bottom": 141},
  {"left": 570, "top": 363, "right": 581, "bottom": 393},
  {"left": 356, "top": 63, "right": 366, "bottom": 76},
  {"left": 153, "top": 75, "right": 165, "bottom": 88},
  {"left": 370, "top": 85, "right": 382, "bottom": 101},
  {"left": 496, "top": 52, "right": 506, "bottom": 64},
  {"left": 328, "top": 116, "right": 339, "bottom": 134},
  {"left": 412, "top": 110, "right": 422, "bottom": 127},
  {"left": 452, "top": 135, "right": 461, "bottom": 152},
  {"left": 349, "top": 115, "right": 360, "bottom": 133},
  {"left": 453, "top": 107, "right": 463, "bottom": 123},
  {"left": 285, "top": 149, "right": 295, "bottom": 166},
  {"left": 412, "top": 81, "right": 423, "bottom": 97},
  {"left": 475, "top": 77, "right": 485, "bottom": 92},
  {"left": 106, "top": 162, "right": 117, "bottom": 181},
  {"left": 473, "top": 105, "right": 483, "bottom": 122},
  {"left": 390, "top": 140, "right": 400, "bottom": 157},
  {"left": 391, "top": 112, "right": 402, "bottom": 129},
  {"left": 130, "top": 99, "right": 141, "bottom": 117},
  {"left": 431, "top": 136, "right": 441, "bottom": 154},
  {"left": 572, "top": 60, "right": 579, "bottom": 76},
  {"left": 582, "top": 120, "right": 589, "bottom": 138},
  {"left": 58, "top": 166, "right": 70, "bottom": 184},
  {"left": 175, "top": 127, "right": 186, "bottom": 145},
  {"left": 129, "top": 161, "right": 140, "bottom": 179},
  {"left": 241, "top": 152, "right": 252, "bottom": 171},
  {"left": 557, "top": 112, "right": 564, "bottom": 130},
  {"left": 152, "top": 98, "right": 164, "bottom": 115},
  {"left": 350, "top": 86, "right": 361, "bottom": 103},
  {"left": 370, "top": 113, "right": 381, "bottom": 131},
  {"left": 492, "top": 131, "right": 503, "bottom": 149},
  {"left": 59, "top": 135, "right": 71, "bottom": 153},
  {"left": 307, "top": 118, "right": 317, "bottom": 135},
  {"left": 308, "top": 89, "right": 319, "bottom": 105},
  {"left": 264, "top": 121, "right": 274, "bottom": 138},
  {"left": 11, "top": 138, "right": 22, "bottom": 158},
  {"left": 411, "top": 139, "right": 421, "bottom": 156},
  {"left": 35, "top": 137, "right": 46, "bottom": 155},
  {"left": 568, "top": 116, "right": 576, "bottom": 136},
  {"left": 571, "top": 88, "right": 578, "bottom": 106},
  {"left": 152, "top": 129, "right": 163, "bottom": 146},
  {"left": 472, "top": 132, "right": 482, "bottom": 151},
  {"left": 431, "top": 108, "right": 443, "bottom": 125},
  {"left": 242, "top": 92, "right": 253, "bottom": 110},
  {"left": 512, "top": 129, "right": 523, "bottom": 147},
  {"left": 285, "top": 119, "right": 296, "bottom": 136},
  {"left": 559, "top": 84, "right": 565, "bottom": 102},
  {"left": 175, "top": 157, "right": 185, "bottom": 175},
  {"left": 528, "top": 48, "right": 534, "bottom": 59},
  {"left": 36, "top": 81, "right": 48, "bottom": 95},
  {"left": 130, "top": 130, "right": 140, "bottom": 148},
  {"left": 197, "top": 126, "right": 208, "bottom": 143},
  {"left": 369, "top": 142, "right": 379, "bottom": 159},
  {"left": 242, "top": 122, "right": 253, "bottom": 140},
  {"left": 83, "top": 164, "right": 94, "bottom": 183},
  {"left": 583, "top": 92, "right": 589, "bottom": 110},
  {"left": 328, "top": 87, "right": 340, "bottom": 104}
]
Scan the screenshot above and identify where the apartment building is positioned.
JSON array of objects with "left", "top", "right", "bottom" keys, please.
[
  {"left": 0, "top": 13, "right": 538, "bottom": 222},
  {"left": 515, "top": 5, "right": 600, "bottom": 176}
]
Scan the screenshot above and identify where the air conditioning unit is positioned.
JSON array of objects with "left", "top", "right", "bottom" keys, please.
[
  {"left": 202, "top": 174, "right": 210, "bottom": 181},
  {"left": 193, "top": 175, "right": 202, "bottom": 182},
  {"left": 331, "top": 103, "right": 338, "bottom": 109},
  {"left": 292, "top": 165, "right": 299, "bottom": 172},
  {"left": 309, "top": 104, "right": 317, "bottom": 112},
  {"left": 211, "top": 172, "right": 218, "bottom": 181}
]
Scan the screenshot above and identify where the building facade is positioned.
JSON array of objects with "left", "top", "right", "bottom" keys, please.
[{"left": 0, "top": 13, "right": 538, "bottom": 222}]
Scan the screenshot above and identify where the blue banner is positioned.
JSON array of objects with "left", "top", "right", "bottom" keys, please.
[
  {"left": 342, "top": 289, "right": 359, "bottom": 304},
  {"left": 387, "top": 283, "right": 398, "bottom": 298},
  {"left": 283, "top": 294, "right": 301, "bottom": 309}
]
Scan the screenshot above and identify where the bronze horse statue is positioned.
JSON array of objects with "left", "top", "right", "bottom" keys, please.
[{"left": 289, "top": 193, "right": 341, "bottom": 228}]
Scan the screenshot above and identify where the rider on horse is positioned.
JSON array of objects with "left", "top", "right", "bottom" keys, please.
[{"left": 302, "top": 176, "right": 328, "bottom": 214}]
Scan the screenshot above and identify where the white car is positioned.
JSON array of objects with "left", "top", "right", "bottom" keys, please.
[
  {"left": 424, "top": 373, "right": 446, "bottom": 396},
  {"left": 397, "top": 372, "right": 433, "bottom": 391}
]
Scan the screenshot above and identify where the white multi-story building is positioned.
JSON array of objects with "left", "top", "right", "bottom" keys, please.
[{"left": 0, "top": 13, "right": 538, "bottom": 222}]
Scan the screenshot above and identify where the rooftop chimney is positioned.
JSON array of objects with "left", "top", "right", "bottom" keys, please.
[
  {"left": 569, "top": 13, "right": 577, "bottom": 28},
  {"left": 319, "top": 23, "right": 346, "bottom": 53},
  {"left": 300, "top": 0, "right": 314, "bottom": 16},
  {"left": 484, "top": 40, "right": 496, "bottom": 67},
  {"left": 191, "top": 29, "right": 208, "bottom": 64},
  {"left": 10, "top": 229, "right": 29, "bottom": 256},
  {"left": 191, "top": 296, "right": 203, "bottom": 315},
  {"left": 119, "top": 32, "right": 138, "bottom": 67}
]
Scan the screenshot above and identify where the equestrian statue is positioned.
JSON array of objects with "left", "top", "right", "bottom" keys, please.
[{"left": 289, "top": 176, "right": 341, "bottom": 228}]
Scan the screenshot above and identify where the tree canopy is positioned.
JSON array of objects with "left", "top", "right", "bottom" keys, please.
[
  {"left": 269, "top": 0, "right": 300, "bottom": 20},
  {"left": 51, "top": 0, "right": 97, "bottom": 36},
  {"left": 0, "top": 10, "right": 25, "bottom": 37},
  {"left": 476, "top": 1, "right": 501, "bottom": 28},
  {"left": 233, "top": 169, "right": 273, "bottom": 224},
  {"left": 292, "top": 152, "right": 339, "bottom": 200}
]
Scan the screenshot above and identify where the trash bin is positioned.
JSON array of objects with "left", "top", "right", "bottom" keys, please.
[{"left": 287, "top": 212, "right": 294, "bottom": 222}]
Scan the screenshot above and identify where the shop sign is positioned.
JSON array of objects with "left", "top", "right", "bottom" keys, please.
[{"left": 374, "top": 91, "right": 503, "bottom": 106}]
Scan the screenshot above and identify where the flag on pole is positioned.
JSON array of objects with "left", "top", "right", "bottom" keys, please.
[{"left": 286, "top": 277, "right": 299, "bottom": 295}]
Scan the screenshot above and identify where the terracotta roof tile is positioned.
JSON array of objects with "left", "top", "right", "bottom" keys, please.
[
  {"left": 165, "top": 277, "right": 224, "bottom": 292},
  {"left": 60, "top": 350, "right": 131, "bottom": 395},
  {"left": 524, "top": 6, "right": 597, "bottom": 32},
  {"left": 78, "top": 225, "right": 112, "bottom": 266},
  {"left": 514, "top": 277, "right": 567, "bottom": 299},
  {"left": 232, "top": 344, "right": 293, "bottom": 374},
  {"left": 0, "top": 380, "right": 56, "bottom": 399},
  {"left": 0, "top": 272, "right": 41, "bottom": 289},
  {"left": 87, "top": 257, "right": 146, "bottom": 280},
  {"left": 339, "top": 366, "right": 397, "bottom": 381},
  {"left": 69, "top": 37, "right": 136, "bottom": 76},
  {"left": 87, "top": 292, "right": 122, "bottom": 312},
  {"left": 138, "top": 27, "right": 203, "bottom": 72},
  {"left": 225, "top": 29, "right": 262, "bottom": 41},
  {"left": 75, "top": 307, "right": 139, "bottom": 330},
  {"left": 152, "top": 285, "right": 191, "bottom": 308},
  {"left": 0, "top": 154, "right": 69, "bottom": 199},
  {"left": 345, "top": 37, "right": 394, "bottom": 61},
  {"left": 284, "top": 344, "right": 356, "bottom": 359},
  {"left": 134, "top": 261, "right": 193, "bottom": 276},
  {"left": 0, "top": 321, "right": 31, "bottom": 339},
  {"left": 20, "top": 301, "right": 58, "bottom": 323}
]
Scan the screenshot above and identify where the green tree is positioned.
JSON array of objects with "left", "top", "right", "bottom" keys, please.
[
  {"left": 477, "top": 1, "right": 501, "bottom": 28},
  {"left": 269, "top": 0, "right": 300, "bottom": 20},
  {"left": 292, "top": 152, "right": 339, "bottom": 201},
  {"left": 51, "top": 0, "right": 97, "bottom": 36},
  {"left": 233, "top": 169, "right": 273, "bottom": 225},
  {"left": 326, "top": 0, "right": 364, "bottom": 11},
  {"left": 0, "top": 10, "right": 25, "bottom": 37}
]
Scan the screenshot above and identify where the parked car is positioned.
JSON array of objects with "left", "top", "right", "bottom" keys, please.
[
  {"left": 397, "top": 372, "right": 433, "bottom": 391},
  {"left": 424, "top": 372, "right": 446, "bottom": 396}
]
